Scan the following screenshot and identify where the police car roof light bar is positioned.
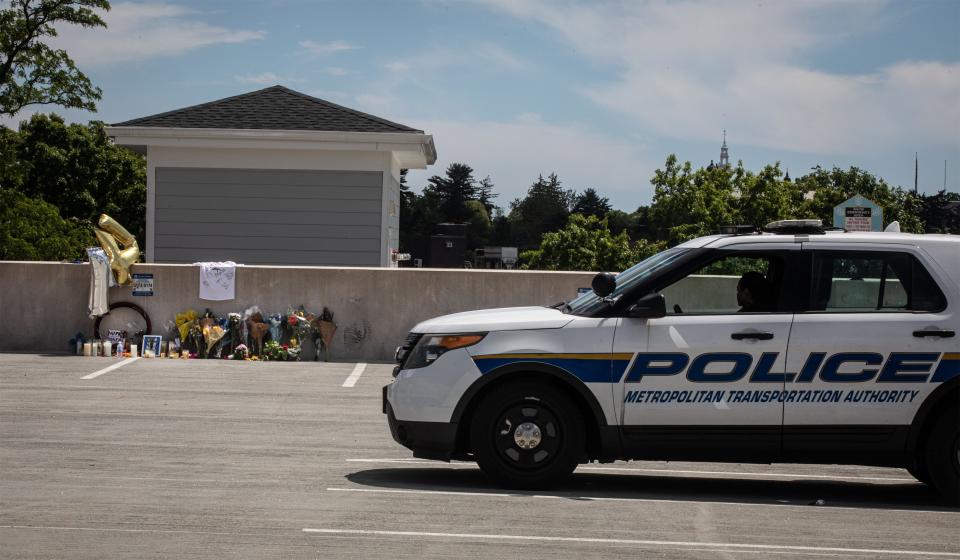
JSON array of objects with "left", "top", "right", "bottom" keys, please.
[{"left": 763, "top": 219, "right": 825, "bottom": 234}]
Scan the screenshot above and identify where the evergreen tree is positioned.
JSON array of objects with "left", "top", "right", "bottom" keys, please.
[
  {"left": 476, "top": 175, "right": 499, "bottom": 217},
  {"left": 508, "top": 173, "right": 570, "bottom": 248},
  {"left": 423, "top": 163, "right": 477, "bottom": 223},
  {"left": 571, "top": 187, "right": 612, "bottom": 218}
]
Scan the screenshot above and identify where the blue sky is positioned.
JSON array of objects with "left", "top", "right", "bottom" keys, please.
[{"left": 6, "top": 0, "right": 959, "bottom": 211}]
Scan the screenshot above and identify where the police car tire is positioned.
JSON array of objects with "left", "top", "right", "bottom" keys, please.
[
  {"left": 470, "top": 381, "right": 584, "bottom": 489},
  {"left": 907, "top": 463, "right": 933, "bottom": 487},
  {"left": 924, "top": 405, "right": 959, "bottom": 505}
]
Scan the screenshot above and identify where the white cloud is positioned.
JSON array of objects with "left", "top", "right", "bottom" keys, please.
[
  {"left": 51, "top": 2, "right": 265, "bottom": 67},
  {"left": 235, "top": 72, "right": 306, "bottom": 85},
  {"left": 299, "top": 40, "right": 359, "bottom": 57},
  {"left": 405, "top": 116, "right": 656, "bottom": 209},
  {"left": 385, "top": 61, "right": 411, "bottom": 73},
  {"left": 235, "top": 72, "right": 280, "bottom": 85},
  {"left": 475, "top": 0, "right": 960, "bottom": 156},
  {"left": 354, "top": 93, "right": 393, "bottom": 112},
  {"left": 476, "top": 42, "right": 526, "bottom": 70},
  {"left": 385, "top": 42, "right": 525, "bottom": 74}
]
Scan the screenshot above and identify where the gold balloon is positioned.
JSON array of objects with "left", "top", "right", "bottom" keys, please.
[
  {"left": 97, "top": 214, "right": 137, "bottom": 247},
  {"left": 94, "top": 214, "right": 140, "bottom": 285}
]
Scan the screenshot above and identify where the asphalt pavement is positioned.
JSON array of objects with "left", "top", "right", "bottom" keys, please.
[{"left": 1, "top": 353, "right": 958, "bottom": 559}]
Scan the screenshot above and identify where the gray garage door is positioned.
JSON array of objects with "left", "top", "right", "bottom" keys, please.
[{"left": 154, "top": 168, "right": 383, "bottom": 266}]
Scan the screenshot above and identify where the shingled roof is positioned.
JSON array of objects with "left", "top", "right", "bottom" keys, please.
[{"left": 112, "top": 85, "right": 422, "bottom": 134}]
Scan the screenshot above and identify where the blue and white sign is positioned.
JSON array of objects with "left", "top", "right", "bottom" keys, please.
[
  {"left": 833, "top": 195, "right": 883, "bottom": 232},
  {"left": 132, "top": 273, "right": 154, "bottom": 296}
]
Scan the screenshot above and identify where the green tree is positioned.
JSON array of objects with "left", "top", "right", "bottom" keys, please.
[
  {"left": 476, "top": 175, "right": 499, "bottom": 217},
  {"left": 508, "top": 173, "right": 570, "bottom": 248},
  {"left": 464, "top": 199, "right": 492, "bottom": 248},
  {"left": 921, "top": 190, "right": 960, "bottom": 233},
  {"left": 737, "top": 162, "right": 806, "bottom": 227},
  {"left": 0, "top": 187, "right": 91, "bottom": 259},
  {"left": 571, "top": 187, "right": 612, "bottom": 218},
  {"left": 0, "top": 113, "right": 146, "bottom": 247},
  {"left": 423, "top": 162, "right": 478, "bottom": 223},
  {"left": 1, "top": 0, "right": 109, "bottom": 116},
  {"left": 522, "top": 213, "right": 664, "bottom": 272},
  {"left": 794, "top": 166, "right": 923, "bottom": 232},
  {"left": 605, "top": 209, "right": 631, "bottom": 236},
  {"left": 648, "top": 155, "right": 739, "bottom": 243}
]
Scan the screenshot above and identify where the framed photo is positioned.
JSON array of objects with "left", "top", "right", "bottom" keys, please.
[{"left": 142, "top": 335, "right": 162, "bottom": 358}]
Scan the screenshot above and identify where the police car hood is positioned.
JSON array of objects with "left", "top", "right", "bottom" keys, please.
[{"left": 411, "top": 306, "right": 573, "bottom": 334}]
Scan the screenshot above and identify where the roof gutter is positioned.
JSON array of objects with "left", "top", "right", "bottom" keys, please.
[{"left": 106, "top": 126, "right": 437, "bottom": 166}]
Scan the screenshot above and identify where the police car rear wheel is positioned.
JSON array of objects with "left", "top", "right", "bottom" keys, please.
[
  {"left": 924, "top": 405, "right": 959, "bottom": 505},
  {"left": 470, "top": 381, "right": 584, "bottom": 489}
]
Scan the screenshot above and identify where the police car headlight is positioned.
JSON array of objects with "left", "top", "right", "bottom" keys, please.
[{"left": 404, "top": 334, "right": 485, "bottom": 370}]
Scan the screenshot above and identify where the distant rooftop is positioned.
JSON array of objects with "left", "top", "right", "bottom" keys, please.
[{"left": 112, "top": 85, "right": 423, "bottom": 134}]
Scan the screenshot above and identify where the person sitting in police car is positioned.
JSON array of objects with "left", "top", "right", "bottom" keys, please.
[{"left": 737, "top": 272, "right": 773, "bottom": 312}]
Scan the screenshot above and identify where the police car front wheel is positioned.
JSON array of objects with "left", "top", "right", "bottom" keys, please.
[{"left": 470, "top": 381, "right": 584, "bottom": 489}]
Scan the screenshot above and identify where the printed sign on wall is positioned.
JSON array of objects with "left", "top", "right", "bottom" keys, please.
[{"left": 132, "top": 273, "right": 154, "bottom": 296}]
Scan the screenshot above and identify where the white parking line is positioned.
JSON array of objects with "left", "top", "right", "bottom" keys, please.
[
  {"left": 341, "top": 363, "right": 367, "bottom": 388},
  {"left": 343, "top": 458, "right": 916, "bottom": 482},
  {"left": 301, "top": 528, "right": 960, "bottom": 557},
  {"left": 325, "top": 487, "right": 960, "bottom": 515},
  {"left": 81, "top": 357, "right": 139, "bottom": 380}
]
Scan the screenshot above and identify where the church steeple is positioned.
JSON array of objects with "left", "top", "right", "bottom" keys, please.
[{"left": 719, "top": 129, "right": 730, "bottom": 167}]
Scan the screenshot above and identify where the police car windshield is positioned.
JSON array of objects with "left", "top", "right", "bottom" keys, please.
[{"left": 564, "top": 247, "right": 690, "bottom": 315}]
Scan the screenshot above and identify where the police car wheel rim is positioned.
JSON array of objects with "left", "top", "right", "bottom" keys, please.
[{"left": 494, "top": 401, "right": 561, "bottom": 469}]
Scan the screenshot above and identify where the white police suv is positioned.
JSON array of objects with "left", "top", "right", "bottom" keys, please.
[{"left": 384, "top": 221, "right": 959, "bottom": 502}]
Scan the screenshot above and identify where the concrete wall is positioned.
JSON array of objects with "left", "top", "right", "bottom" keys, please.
[{"left": 0, "top": 262, "right": 594, "bottom": 361}]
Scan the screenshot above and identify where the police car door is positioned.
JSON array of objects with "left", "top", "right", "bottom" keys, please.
[
  {"left": 614, "top": 244, "right": 799, "bottom": 459},
  {"left": 783, "top": 244, "right": 953, "bottom": 459}
]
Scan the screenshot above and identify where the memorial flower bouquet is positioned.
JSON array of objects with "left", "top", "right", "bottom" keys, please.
[
  {"left": 231, "top": 344, "right": 249, "bottom": 360},
  {"left": 262, "top": 340, "right": 288, "bottom": 361}
]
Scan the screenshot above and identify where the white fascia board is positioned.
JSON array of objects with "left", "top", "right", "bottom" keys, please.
[{"left": 106, "top": 126, "right": 436, "bottom": 168}]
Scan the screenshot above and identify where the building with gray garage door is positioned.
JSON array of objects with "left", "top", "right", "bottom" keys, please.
[{"left": 107, "top": 85, "right": 436, "bottom": 267}]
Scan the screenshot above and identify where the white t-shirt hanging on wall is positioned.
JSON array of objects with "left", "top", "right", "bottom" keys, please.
[{"left": 87, "top": 247, "right": 113, "bottom": 318}]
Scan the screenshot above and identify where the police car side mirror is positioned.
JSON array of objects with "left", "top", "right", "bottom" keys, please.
[
  {"left": 625, "top": 293, "right": 666, "bottom": 319},
  {"left": 592, "top": 272, "right": 617, "bottom": 298}
]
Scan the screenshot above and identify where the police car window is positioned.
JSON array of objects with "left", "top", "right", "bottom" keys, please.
[
  {"left": 565, "top": 247, "right": 691, "bottom": 316},
  {"left": 660, "top": 254, "right": 782, "bottom": 315},
  {"left": 810, "top": 252, "right": 946, "bottom": 312}
]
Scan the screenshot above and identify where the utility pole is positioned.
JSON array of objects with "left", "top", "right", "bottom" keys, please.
[{"left": 914, "top": 152, "right": 918, "bottom": 195}]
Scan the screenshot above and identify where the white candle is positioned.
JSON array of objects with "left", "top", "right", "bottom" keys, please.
[
  {"left": 103, "top": 342, "right": 112, "bottom": 357},
  {"left": 130, "top": 344, "right": 138, "bottom": 357},
  {"left": 92, "top": 343, "right": 99, "bottom": 357},
  {"left": 83, "top": 342, "right": 92, "bottom": 356}
]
